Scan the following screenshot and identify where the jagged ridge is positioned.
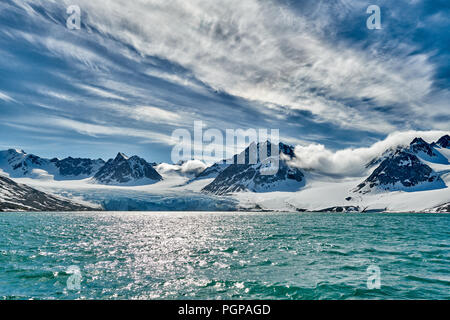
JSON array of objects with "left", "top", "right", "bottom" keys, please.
[{"left": 93, "top": 153, "right": 162, "bottom": 185}]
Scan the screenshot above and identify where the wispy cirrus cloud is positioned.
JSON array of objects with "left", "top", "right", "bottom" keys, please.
[
  {"left": 40, "top": 117, "right": 175, "bottom": 145},
  {"left": 53, "top": 0, "right": 439, "bottom": 132},
  {"left": 0, "top": 91, "right": 16, "bottom": 102},
  {"left": 0, "top": 0, "right": 448, "bottom": 162}
]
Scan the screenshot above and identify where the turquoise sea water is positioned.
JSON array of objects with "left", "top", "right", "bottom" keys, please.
[{"left": 0, "top": 211, "right": 449, "bottom": 300}]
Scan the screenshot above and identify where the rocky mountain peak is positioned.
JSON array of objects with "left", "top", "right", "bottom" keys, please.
[
  {"left": 201, "top": 140, "right": 304, "bottom": 195},
  {"left": 93, "top": 153, "right": 162, "bottom": 185},
  {"left": 7, "top": 148, "right": 25, "bottom": 155},
  {"left": 114, "top": 152, "right": 129, "bottom": 161},
  {"left": 355, "top": 149, "right": 445, "bottom": 194},
  {"left": 409, "top": 137, "right": 435, "bottom": 156},
  {"left": 436, "top": 135, "right": 450, "bottom": 148}
]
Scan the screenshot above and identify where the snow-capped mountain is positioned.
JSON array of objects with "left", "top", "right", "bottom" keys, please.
[
  {"left": 366, "top": 136, "right": 449, "bottom": 168},
  {"left": 0, "top": 149, "right": 161, "bottom": 185},
  {"left": 355, "top": 149, "right": 445, "bottom": 193},
  {"left": 0, "top": 149, "right": 51, "bottom": 177},
  {"left": 93, "top": 152, "right": 163, "bottom": 185},
  {"left": 0, "top": 174, "right": 96, "bottom": 212},
  {"left": 355, "top": 136, "right": 449, "bottom": 194},
  {"left": 0, "top": 149, "right": 105, "bottom": 179},
  {"left": 202, "top": 141, "right": 304, "bottom": 195}
]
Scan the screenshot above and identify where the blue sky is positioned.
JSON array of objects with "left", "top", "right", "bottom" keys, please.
[{"left": 0, "top": 0, "right": 449, "bottom": 162}]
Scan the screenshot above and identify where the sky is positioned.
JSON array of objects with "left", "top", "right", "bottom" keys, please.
[{"left": 0, "top": 0, "right": 449, "bottom": 163}]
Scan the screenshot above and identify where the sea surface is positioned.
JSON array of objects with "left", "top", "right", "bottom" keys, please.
[{"left": 0, "top": 211, "right": 449, "bottom": 300}]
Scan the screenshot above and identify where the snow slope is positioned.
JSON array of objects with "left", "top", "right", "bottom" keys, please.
[
  {"left": 12, "top": 168, "right": 236, "bottom": 211},
  {"left": 0, "top": 174, "right": 98, "bottom": 212},
  {"left": 234, "top": 172, "right": 450, "bottom": 213}
]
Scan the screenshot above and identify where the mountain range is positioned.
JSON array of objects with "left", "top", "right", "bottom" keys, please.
[
  {"left": 0, "top": 134, "right": 449, "bottom": 212},
  {"left": 0, "top": 149, "right": 161, "bottom": 185}
]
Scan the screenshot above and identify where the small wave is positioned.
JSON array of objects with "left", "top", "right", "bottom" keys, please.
[
  {"left": 18, "top": 270, "right": 59, "bottom": 280},
  {"left": 324, "top": 249, "right": 349, "bottom": 256},
  {"left": 405, "top": 275, "right": 450, "bottom": 286}
]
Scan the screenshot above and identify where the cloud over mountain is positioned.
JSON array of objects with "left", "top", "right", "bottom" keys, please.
[{"left": 289, "top": 130, "right": 449, "bottom": 177}]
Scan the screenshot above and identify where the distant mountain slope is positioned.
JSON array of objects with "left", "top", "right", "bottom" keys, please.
[
  {"left": 93, "top": 153, "right": 163, "bottom": 185},
  {"left": 193, "top": 162, "right": 229, "bottom": 180},
  {"left": 0, "top": 175, "right": 96, "bottom": 212},
  {"left": 202, "top": 141, "right": 304, "bottom": 195}
]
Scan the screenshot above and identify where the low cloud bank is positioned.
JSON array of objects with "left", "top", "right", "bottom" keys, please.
[
  {"left": 156, "top": 160, "right": 207, "bottom": 176},
  {"left": 289, "top": 131, "right": 449, "bottom": 177}
]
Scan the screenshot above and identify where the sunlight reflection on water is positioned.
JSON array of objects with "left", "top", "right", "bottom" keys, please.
[{"left": 0, "top": 211, "right": 449, "bottom": 300}]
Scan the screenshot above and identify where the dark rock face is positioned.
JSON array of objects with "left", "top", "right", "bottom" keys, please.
[
  {"left": 0, "top": 175, "right": 95, "bottom": 212},
  {"left": 365, "top": 148, "right": 397, "bottom": 168},
  {"left": 94, "top": 153, "right": 162, "bottom": 185},
  {"left": 202, "top": 141, "right": 304, "bottom": 195},
  {"left": 435, "top": 135, "right": 450, "bottom": 148},
  {"left": 355, "top": 150, "right": 445, "bottom": 193},
  {"left": 433, "top": 203, "right": 450, "bottom": 213},
  {"left": 51, "top": 157, "right": 105, "bottom": 177},
  {"left": 315, "top": 206, "right": 361, "bottom": 213},
  {"left": 409, "top": 137, "right": 437, "bottom": 157}
]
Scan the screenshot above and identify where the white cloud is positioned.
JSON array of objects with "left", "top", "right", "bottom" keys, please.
[
  {"left": 8, "top": 0, "right": 447, "bottom": 149},
  {"left": 77, "top": 84, "right": 126, "bottom": 101},
  {"left": 0, "top": 91, "right": 16, "bottom": 102},
  {"left": 289, "top": 130, "right": 450, "bottom": 177},
  {"left": 156, "top": 160, "right": 207, "bottom": 176},
  {"left": 45, "top": 0, "right": 437, "bottom": 133},
  {"left": 144, "top": 69, "right": 207, "bottom": 93},
  {"left": 37, "top": 88, "right": 76, "bottom": 101},
  {"left": 131, "top": 106, "right": 182, "bottom": 124},
  {"left": 41, "top": 117, "right": 174, "bottom": 145}
]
